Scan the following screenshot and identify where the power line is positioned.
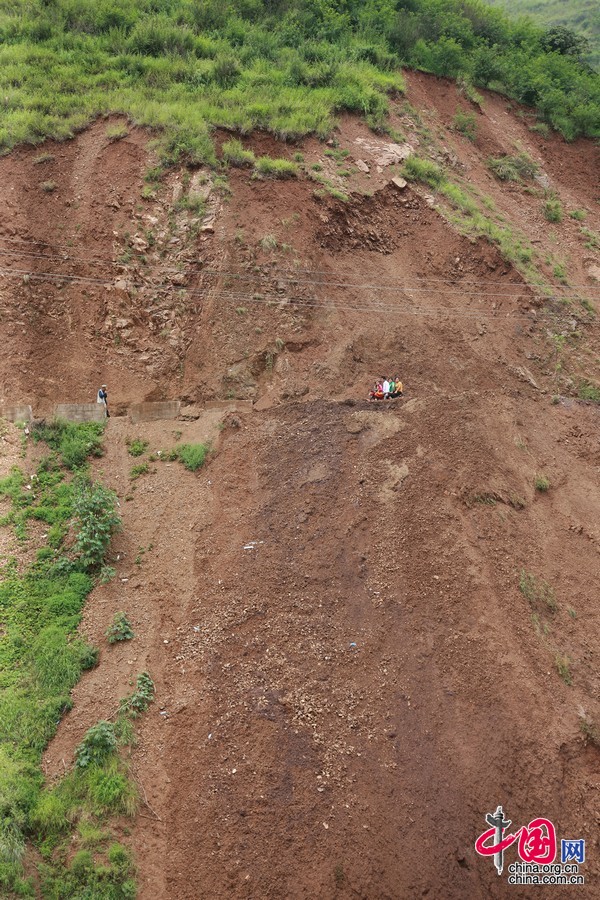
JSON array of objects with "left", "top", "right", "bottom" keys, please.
[
  {"left": 0, "top": 265, "right": 540, "bottom": 319},
  {"left": 0, "top": 248, "right": 598, "bottom": 306},
  {"left": 0, "top": 238, "right": 600, "bottom": 296}
]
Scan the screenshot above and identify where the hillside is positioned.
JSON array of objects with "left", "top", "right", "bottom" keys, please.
[
  {"left": 1, "top": 59, "right": 600, "bottom": 897},
  {"left": 485, "top": 0, "right": 600, "bottom": 69}
]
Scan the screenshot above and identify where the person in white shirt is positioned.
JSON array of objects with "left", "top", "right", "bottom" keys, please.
[
  {"left": 97, "top": 385, "right": 109, "bottom": 417},
  {"left": 382, "top": 378, "right": 390, "bottom": 397}
]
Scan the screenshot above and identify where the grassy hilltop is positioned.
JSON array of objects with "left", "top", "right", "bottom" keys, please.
[{"left": 0, "top": 0, "right": 598, "bottom": 161}]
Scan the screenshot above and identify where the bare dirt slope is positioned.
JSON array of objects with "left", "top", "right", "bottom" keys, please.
[{"left": 2, "top": 72, "right": 600, "bottom": 897}]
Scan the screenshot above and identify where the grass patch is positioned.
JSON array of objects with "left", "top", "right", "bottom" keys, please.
[
  {"left": 129, "top": 462, "right": 150, "bottom": 480},
  {"left": 487, "top": 153, "right": 539, "bottom": 182},
  {"left": 555, "top": 653, "right": 572, "bottom": 685},
  {"left": 254, "top": 156, "right": 299, "bottom": 179},
  {"left": 0, "top": 425, "right": 127, "bottom": 893},
  {"left": 40, "top": 180, "right": 56, "bottom": 193},
  {"left": 452, "top": 110, "right": 477, "bottom": 140},
  {"left": 580, "top": 227, "right": 599, "bottom": 250},
  {"left": 519, "top": 570, "right": 557, "bottom": 613},
  {"left": 534, "top": 474, "right": 550, "bottom": 492},
  {"left": 402, "top": 154, "right": 445, "bottom": 188},
  {"left": 105, "top": 122, "right": 128, "bottom": 142},
  {"left": 0, "top": 0, "right": 595, "bottom": 165},
  {"left": 222, "top": 138, "right": 255, "bottom": 168},
  {"left": 577, "top": 380, "right": 600, "bottom": 403},
  {"left": 569, "top": 208, "right": 587, "bottom": 221}
]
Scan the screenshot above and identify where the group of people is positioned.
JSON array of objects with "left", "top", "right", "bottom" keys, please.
[{"left": 368, "top": 375, "right": 403, "bottom": 401}]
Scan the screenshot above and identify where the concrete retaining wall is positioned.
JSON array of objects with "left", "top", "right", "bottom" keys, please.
[
  {"left": 129, "top": 401, "right": 181, "bottom": 424},
  {"left": 0, "top": 404, "right": 33, "bottom": 423},
  {"left": 54, "top": 403, "right": 107, "bottom": 423}
]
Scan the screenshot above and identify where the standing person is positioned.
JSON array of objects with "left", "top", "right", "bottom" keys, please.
[{"left": 97, "top": 384, "right": 109, "bottom": 417}]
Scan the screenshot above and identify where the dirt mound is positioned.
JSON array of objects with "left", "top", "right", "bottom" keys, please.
[{"left": 2, "top": 74, "right": 600, "bottom": 897}]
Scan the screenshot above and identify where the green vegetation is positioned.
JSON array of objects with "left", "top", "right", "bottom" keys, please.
[
  {"left": 0, "top": 0, "right": 597, "bottom": 163},
  {"left": 72, "top": 477, "right": 122, "bottom": 571},
  {"left": 555, "top": 653, "right": 572, "bottom": 685},
  {"left": 534, "top": 474, "right": 550, "bottom": 491},
  {"left": 125, "top": 436, "right": 149, "bottom": 457},
  {"left": 452, "top": 109, "right": 477, "bottom": 140},
  {"left": 569, "top": 208, "right": 587, "bottom": 221},
  {"left": 174, "top": 443, "right": 210, "bottom": 472},
  {"left": 580, "top": 227, "right": 599, "bottom": 250},
  {"left": 32, "top": 419, "right": 104, "bottom": 470},
  {"left": 543, "top": 197, "right": 563, "bottom": 222},
  {"left": 487, "top": 153, "right": 539, "bottom": 182},
  {"left": 402, "top": 157, "right": 537, "bottom": 276},
  {"left": 33, "top": 671, "right": 154, "bottom": 895},
  {"left": 580, "top": 717, "right": 600, "bottom": 747},
  {"left": 105, "top": 613, "right": 134, "bottom": 644},
  {"left": 222, "top": 138, "right": 255, "bottom": 168},
  {"left": 254, "top": 156, "right": 299, "bottom": 178},
  {"left": 105, "top": 122, "right": 128, "bottom": 141},
  {"left": 485, "top": 0, "right": 600, "bottom": 70},
  {"left": 519, "top": 569, "right": 558, "bottom": 612},
  {"left": 577, "top": 379, "right": 600, "bottom": 402},
  {"left": 0, "top": 424, "right": 127, "bottom": 895},
  {"left": 129, "top": 462, "right": 150, "bottom": 479},
  {"left": 402, "top": 154, "right": 445, "bottom": 187}
]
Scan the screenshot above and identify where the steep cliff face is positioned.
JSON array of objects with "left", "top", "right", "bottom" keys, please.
[{"left": 2, "top": 71, "right": 600, "bottom": 897}]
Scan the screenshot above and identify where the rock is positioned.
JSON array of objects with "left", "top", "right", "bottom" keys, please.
[
  {"left": 189, "top": 172, "right": 212, "bottom": 202},
  {"left": 391, "top": 177, "right": 407, "bottom": 191},
  {"left": 587, "top": 264, "right": 600, "bottom": 282},
  {"left": 201, "top": 223, "right": 214, "bottom": 233},
  {"left": 513, "top": 365, "right": 539, "bottom": 389},
  {"left": 356, "top": 159, "right": 369, "bottom": 173}
]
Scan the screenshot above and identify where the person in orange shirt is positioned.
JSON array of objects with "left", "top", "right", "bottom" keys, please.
[{"left": 391, "top": 375, "right": 403, "bottom": 397}]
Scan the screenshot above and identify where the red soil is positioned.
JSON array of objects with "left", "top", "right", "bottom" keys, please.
[{"left": 1, "top": 72, "right": 600, "bottom": 898}]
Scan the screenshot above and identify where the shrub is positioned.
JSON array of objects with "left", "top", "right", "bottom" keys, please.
[
  {"left": 534, "top": 474, "right": 550, "bottom": 492},
  {"left": 569, "top": 209, "right": 587, "bottom": 221},
  {"left": 75, "top": 722, "right": 118, "bottom": 769},
  {"left": 105, "top": 613, "right": 134, "bottom": 645},
  {"left": 543, "top": 198, "right": 562, "bottom": 222},
  {"left": 222, "top": 138, "right": 255, "bottom": 168},
  {"left": 118, "top": 672, "right": 154, "bottom": 717},
  {"left": 125, "top": 437, "right": 149, "bottom": 458},
  {"left": 175, "top": 443, "right": 210, "bottom": 472},
  {"left": 254, "top": 157, "right": 299, "bottom": 179},
  {"left": 72, "top": 476, "right": 121, "bottom": 571},
  {"left": 40, "top": 181, "right": 56, "bottom": 193}
]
